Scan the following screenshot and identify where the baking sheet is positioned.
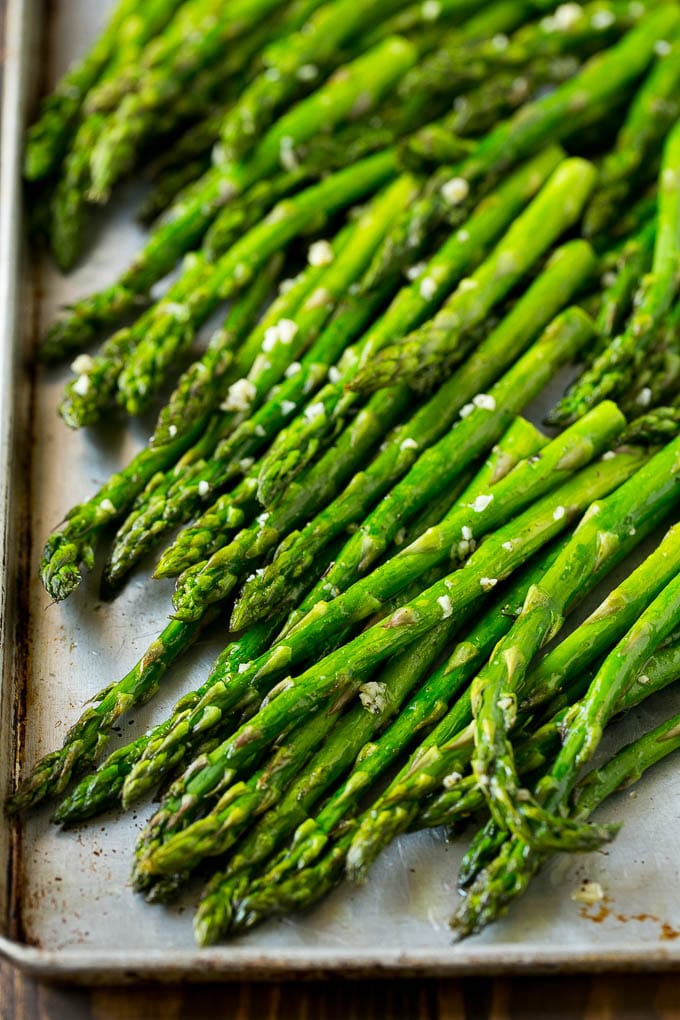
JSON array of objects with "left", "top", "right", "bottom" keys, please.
[{"left": 1, "top": 0, "right": 680, "bottom": 981}]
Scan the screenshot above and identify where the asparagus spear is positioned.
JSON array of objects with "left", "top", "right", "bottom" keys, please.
[
  {"left": 127, "top": 419, "right": 550, "bottom": 802},
  {"left": 508, "top": 568, "right": 680, "bottom": 851},
  {"left": 520, "top": 522, "right": 680, "bottom": 715},
  {"left": 255, "top": 146, "right": 564, "bottom": 506},
  {"left": 40, "top": 161, "right": 398, "bottom": 602},
  {"left": 213, "top": 0, "right": 428, "bottom": 165},
  {"left": 6, "top": 614, "right": 214, "bottom": 814},
  {"left": 48, "top": 0, "right": 190, "bottom": 271},
  {"left": 387, "top": 497, "right": 680, "bottom": 833},
  {"left": 52, "top": 553, "right": 331, "bottom": 825},
  {"left": 548, "top": 117, "right": 680, "bottom": 425},
  {"left": 226, "top": 636, "right": 680, "bottom": 941},
  {"left": 232, "top": 244, "right": 596, "bottom": 629},
  {"left": 58, "top": 251, "right": 210, "bottom": 428},
  {"left": 584, "top": 36, "right": 680, "bottom": 237},
  {"left": 595, "top": 218, "right": 656, "bottom": 344},
  {"left": 141, "top": 617, "right": 463, "bottom": 879},
  {"left": 363, "top": 4, "right": 679, "bottom": 289},
  {"left": 619, "top": 300, "right": 680, "bottom": 416},
  {"left": 130, "top": 447, "right": 642, "bottom": 870},
  {"left": 39, "top": 130, "right": 395, "bottom": 365},
  {"left": 622, "top": 399, "right": 680, "bottom": 445},
  {"left": 23, "top": 0, "right": 173, "bottom": 181},
  {"left": 452, "top": 644, "right": 680, "bottom": 939},
  {"left": 413, "top": 636, "right": 680, "bottom": 835},
  {"left": 86, "top": 0, "right": 289, "bottom": 202},
  {"left": 349, "top": 158, "right": 596, "bottom": 395}
]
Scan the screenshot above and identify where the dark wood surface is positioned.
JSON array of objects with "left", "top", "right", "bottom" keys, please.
[
  {"left": 3, "top": 4, "right": 680, "bottom": 1018},
  {"left": 1, "top": 960, "right": 680, "bottom": 1019}
]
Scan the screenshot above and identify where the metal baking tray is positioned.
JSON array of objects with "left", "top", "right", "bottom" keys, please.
[{"left": 2, "top": 0, "right": 680, "bottom": 982}]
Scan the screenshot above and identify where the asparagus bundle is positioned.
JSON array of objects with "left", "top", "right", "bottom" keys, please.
[
  {"left": 19, "top": 0, "right": 680, "bottom": 952},
  {"left": 549, "top": 116, "right": 680, "bottom": 425}
]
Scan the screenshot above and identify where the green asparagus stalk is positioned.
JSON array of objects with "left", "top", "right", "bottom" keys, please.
[
  {"left": 548, "top": 117, "right": 680, "bottom": 425},
  {"left": 130, "top": 447, "right": 642, "bottom": 870},
  {"left": 229, "top": 703, "right": 680, "bottom": 944},
  {"left": 452, "top": 663, "right": 680, "bottom": 939},
  {"left": 505, "top": 568, "right": 680, "bottom": 851},
  {"left": 584, "top": 36, "right": 680, "bottom": 237},
  {"left": 176, "top": 303, "right": 595, "bottom": 623},
  {"left": 520, "top": 522, "right": 680, "bottom": 715},
  {"left": 39, "top": 131, "right": 395, "bottom": 365},
  {"left": 344, "top": 492, "right": 673, "bottom": 876},
  {"left": 217, "top": 536, "right": 678, "bottom": 939},
  {"left": 52, "top": 551, "right": 333, "bottom": 826},
  {"left": 48, "top": 0, "right": 188, "bottom": 271},
  {"left": 86, "top": 0, "right": 289, "bottom": 202},
  {"left": 23, "top": 0, "right": 172, "bottom": 181},
  {"left": 349, "top": 158, "right": 596, "bottom": 395},
  {"left": 40, "top": 159, "right": 397, "bottom": 603},
  {"left": 6, "top": 614, "right": 214, "bottom": 814},
  {"left": 363, "top": 5, "right": 679, "bottom": 289},
  {"left": 104, "top": 184, "right": 413, "bottom": 588},
  {"left": 621, "top": 399, "right": 680, "bottom": 445},
  {"left": 58, "top": 252, "right": 209, "bottom": 428},
  {"left": 595, "top": 218, "right": 656, "bottom": 344},
  {"left": 214, "top": 0, "right": 423, "bottom": 165},
  {"left": 417, "top": 638, "right": 680, "bottom": 831},
  {"left": 232, "top": 244, "right": 596, "bottom": 629},
  {"left": 619, "top": 300, "right": 680, "bottom": 416},
  {"left": 255, "top": 146, "right": 564, "bottom": 506}
]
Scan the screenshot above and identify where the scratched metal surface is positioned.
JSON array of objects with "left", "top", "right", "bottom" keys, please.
[{"left": 1, "top": 0, "right": 680, "bottom": 982}]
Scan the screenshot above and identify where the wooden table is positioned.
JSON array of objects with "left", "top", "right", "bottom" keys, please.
[{"left": 1, "top": 956, "right": 680, "bottom": 1019}]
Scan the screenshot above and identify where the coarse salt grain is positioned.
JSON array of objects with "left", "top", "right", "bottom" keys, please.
[
  {"left": 281, "top": 400, "right": 296, "bottom": 415},
  {"left": 553, "top": 505, "right": 566, "bottom": 521},
  {"left": 71, "top": 354, "right": 93, "bottom": 374},
  {"left": 470, "top": 494, "right": 493, "bottom": 512},
  {"left": 223, "top": 378, "right": 256, "bottom": 412},
  {"left": 197, "top": 481, "right": 210, "bottom": 497},
  {"left": 308, "top": 239, "right": 334, "bottom": 266},
  {"left": 461, "top": 525, "right": 473, "bottom": 541},
  {"left": 421, "top": 0, "right": 441, "bottom": 20},
  {"left": 473, "top": 393, "right": 496, "bottom": 411},
  {"left": 304, "top": 402, "right": 325, "bottom": 421},
  {"left": 285, "top": 362, "right": 301, "bottom": 378},
  {"left": 441, "top": 177, "right": 469, "bottom": 205},
  {"left": 73, "top": 374, "right": 90, "bottom": 396},
  {"left": 459, "top": 402, "right": 475, "bottom": 419},
  {"left": 419, "top": 276, "right": 437, "bottom": 300},
  {"left": 480, "top": 577, "right": 498, "bottom": 591},
  {"left": 99, "top": 499, "right": 115, "bottom": 514},
  {"left": 277, "top": 318, "right": 298, "bottom": 344},
  {"left": 400, "top": 438, "right": 419, "bottom": 451},
  {"left": 437, "top": 594, "right": 453, "bottom": 618}
]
